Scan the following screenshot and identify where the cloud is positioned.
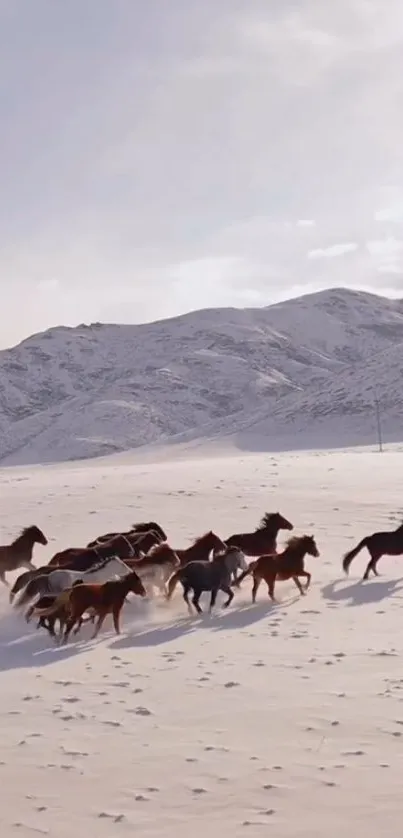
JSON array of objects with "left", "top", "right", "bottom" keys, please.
[
  {"left": 1, "top": 0, "right": 403, "bottom": 347},
  {"left": 308, "top": 243, "right": 359, "bottom": 259}
]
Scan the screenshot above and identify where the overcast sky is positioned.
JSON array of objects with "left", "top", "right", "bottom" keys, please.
[{"left": 1, "top": 0, "right": 403, "bottom": 348}]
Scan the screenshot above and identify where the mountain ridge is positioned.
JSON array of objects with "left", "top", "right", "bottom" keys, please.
[{"left": 0, "top": 286, "right": 402, "bottom": 465}]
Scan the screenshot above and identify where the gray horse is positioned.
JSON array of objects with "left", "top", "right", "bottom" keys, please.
[{"left": 166, "top": 545, "right": 247, "bottom": 614}]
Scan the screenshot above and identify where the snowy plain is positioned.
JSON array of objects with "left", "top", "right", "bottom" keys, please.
[{"left": 1, "top": 441, "right": 403, "bottom": 836}]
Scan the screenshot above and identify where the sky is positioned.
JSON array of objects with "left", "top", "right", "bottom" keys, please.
[{"left": 1, "top": 0, "right": 403, "bottom": 348}]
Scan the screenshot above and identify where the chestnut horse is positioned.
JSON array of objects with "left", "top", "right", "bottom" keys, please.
[
  {"left": 236, "top": 534, "right": 319, "bottom": 603},
  {"left": 225, "top": 512, "right": 293, "bottom": 557},
  {"left": 28, "top": 581, "right": 95, "bottom": 638},
  {"left": 47, "top": 530, "right": 158, "bottom": 569},
  {"left": 176, "top": 531, "right": 227, "bottom": 566},
  {"left": 34, "top": 570, "right": 147, "bottom": 643},
  {"left": 0, "top": 526, "right": 48, "bottom": 586},
  {"left": 342, "top": 522, "right": 403, "bottom": 580}
]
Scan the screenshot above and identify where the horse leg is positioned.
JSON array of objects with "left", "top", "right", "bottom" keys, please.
[
  {"left": 112, "top": 603, "right": 123, "bottom": 635},
  {"left": 72, "top": 617, "right": 85, "bottom": 636},
  {"left": 46, "top": 617, "right": 57, "bottom": 638},
  {"left": 209, "top": 587, "right": 218, "bottom": 612},
  {"left": 183, "top": 584, "right": 193, "bottom": 615},
  {"left": 0, "top": 572, "right": 9, "bottom": 588},
  {"left": 62, "top": 616, "right": 77, "bottom": 644},
  {"left": 292, "top": 576, "right": 305, "bottom": 596},
  {"left": 37, "top": 616, "right": 53, "bottom": 638},
  {"left": 221, "top": 585, "right": 234, "bottom": 609},
  {"left": 192, "top": 588, "right": 203, "bottom": 614},
  {"left": 252, "top": 574, "right": 262, "bottom": 604},
  {"left": 363, "top": 551, "right": 382, "bottom": 580},
  {"left": 92, "top": 609, "right": 109, "bottom": 639},
  {"left": 24, "top": 561, "right": 36, "bottom": 571},
  {"left": 300, "top": 570, "right": 311, "bottom": 590},
  {"left": 232, "top": 571, "right": 241, "bottom": 589},
  {"left": 267, "top": 574, "right": 278, "bottom": 603},
  {"left": 25, "top": 603, "right": 35, "bottom": 623}
]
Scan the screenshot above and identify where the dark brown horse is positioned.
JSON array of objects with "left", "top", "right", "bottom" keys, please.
[
  {"left": 47, "top": 530, "right": 155, "bottom": 569},
  {"left": 27, "top": 581, "right": 94, "bottom": 638},
  {"left": 225, "top": 512, "right": 293, "bottom": 557},
  {"left": 342, "top": 522, "right": 403, "bottom": 580},
  {"left": 0, "top": 526, "right": 48, "bottom": 586},
  {"left": 87, "top": 521, "right": 166, "bottom": 548},
  {"left": 236, "top": 534, "right": 319, "bottom": 603},
  {"left": 34, "top": 571, "right": 147, "bottom": 643},
  {"left": 176, "top": 531, "right": 227, "bottom": 566}
]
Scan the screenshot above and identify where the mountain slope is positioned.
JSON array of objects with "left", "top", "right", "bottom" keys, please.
[{"left": 0, "top": 287, "right": 402, "bottom": 465}]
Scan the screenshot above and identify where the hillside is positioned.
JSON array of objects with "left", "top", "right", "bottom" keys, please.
[{"left": 0, "top": 287, "right": 402, "bottom": 465}]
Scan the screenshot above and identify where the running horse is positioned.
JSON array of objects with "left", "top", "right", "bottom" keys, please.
[
  {"left": 236, "top": 534, "right": 319, "bottom": 603},
  {"left": 342, "top": 521, "right": 403, "bottom": 580},
  {"left": 225, "top": 512, "right": 293, "bottom": 557},
  {"left": 0, "top": 526, "right": 48, "bottom": 586},
  {"left": 166, "top": 545, "right": 247, "bottom": 614},
  {"left": 87, "top": 521, "right": 167, "bottom": 547},
  {"left": 34, "top": 571, "right": 147, "bottom": 643},
  {"left": 47, "top": 530, "right": 156, "bottom": 569},
  {"left": 175, "top": 531, "right": 227, "bottom": 566}
]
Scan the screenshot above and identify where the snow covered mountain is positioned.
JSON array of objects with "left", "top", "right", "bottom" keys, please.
[{"left": 0, "top": 287, "right": 402, "bottom": 465}]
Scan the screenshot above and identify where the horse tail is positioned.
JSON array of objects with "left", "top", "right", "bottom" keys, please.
[
  {"left": 32, "top": 589, "right": 72, "bottom": 618},
  {"left": 13, "top": 576, "right": 43, "bottom": 610},
  {"left": 235, "top": 560, "right": 257, "bottom": 585},
  {"left": 342, "top": 538, "right": 369, "bottom": 574},
  {"left": 166, "top": 568, "right": 184, "bottom": 600}
]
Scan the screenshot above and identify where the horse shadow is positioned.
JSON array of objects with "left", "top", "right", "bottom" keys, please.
[
  {"left": 208, "top": 599, "right": 279, "bottom": 631},
  {"left": 321, "top": 577, "right": 403, "bottom": 607},
  {"left": 0, "top": 611, "right": 96, "bottom": 672},
  {"left": 109, "top": 596, "right": 285, "bottom": 649},
  {"left": 109, "top": 617, "right": 198, "bottom": 649}
]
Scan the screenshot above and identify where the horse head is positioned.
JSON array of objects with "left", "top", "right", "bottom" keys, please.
[
  {"left": 31, "top": 526, "right": 48, "bottom": 546},
  {"left": 303, "top": 534, "right": 319, "bottom": 558}
]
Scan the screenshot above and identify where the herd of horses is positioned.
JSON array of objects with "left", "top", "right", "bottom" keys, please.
[{"left": 0, "top": 511, "right": 402, "bottom": 645}]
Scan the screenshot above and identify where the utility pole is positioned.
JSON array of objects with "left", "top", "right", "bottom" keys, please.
[{"left": 374, "top": 387, "right": 383, "bottom": 453}]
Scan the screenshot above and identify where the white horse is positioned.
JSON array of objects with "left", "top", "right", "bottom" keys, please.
[{"left": 13, "top": 555, "right": 131, "bottom": 613}]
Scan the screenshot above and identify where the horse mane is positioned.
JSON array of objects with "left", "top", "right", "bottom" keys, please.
[
  {"left": 146, "top": 541, "right": 169, "bottom": 558},
  {"left": 257, "top": 513, "right": 277, "bottom": 531},
  {"left": 188, "top": 531, "right": 214, "bottom": 547},
  {"left": 12, "top": 526, "right": 37, "bottom": 545},
  {"left": 284, "top": 534, "right": 311, "bottom": 550},
  {"left": 132, "top": 522, "right": 154, "bottom": 529},
  {"left": 84, "top": 555, "right": 117, "bottom": 573}
]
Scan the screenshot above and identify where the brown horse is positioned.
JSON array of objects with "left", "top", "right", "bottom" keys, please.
[
  {"left": 87, "top": 521, "right": 166, "bottom": 548},
  {"left": 225, "top": 512, "right": 293, "bottom": 557},
  {"left": 34, "top": 570, "right": 147, "bottom": 643},
  {"left": 0, "top": 526, "right": 48, "bottom": 586},
  {"left": 342, "top": 522, "right": 403, "bottom": 580},
  {"left": 125, "top": 542, "right": 180, "bottom": 595},
  {"left": 236, "top": 535, "right": 319, "bottom": 603},
  {"left": 47, "top": 530, "right": 154, "bottom": 569},
  {"left": 27, "top": 582, "right": 95, "bottom": 638},
  {"left": 176, "top": 531, "right": 227, "bottom": 566}
]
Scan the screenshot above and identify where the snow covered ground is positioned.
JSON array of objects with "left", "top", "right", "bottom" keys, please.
[{"left": 1, "top": 442, "right": 403, "bottom": 836}]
